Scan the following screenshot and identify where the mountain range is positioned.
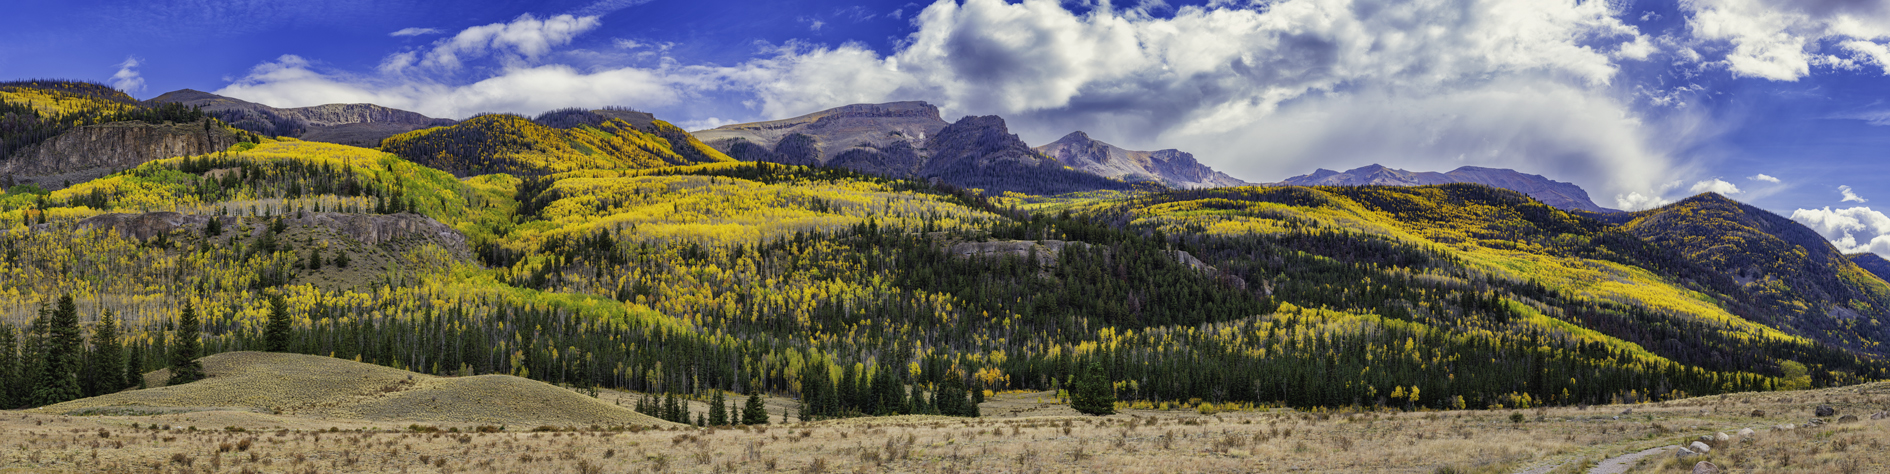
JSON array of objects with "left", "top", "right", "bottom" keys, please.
[
  {"left": 5, "top": 79, "right": 1890, "bottom": 421},
  {"left": 1277, "top": 164, "right": 1616, "bottom": 213}
]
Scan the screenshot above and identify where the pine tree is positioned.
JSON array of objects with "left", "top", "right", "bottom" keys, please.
[
  {"left": 32, "top": 295, "right": 83, "bottom": 406},
  {"left": 708, "top": 391, "right": 728, "bottom": 426},
  {"left": 1070, "top": 361, "right": 1116, "bottom": 416},
  {"left": 307, "top": 248, "right": 322, "bottom": 270},
  {"left": 0, "top": 324, "right": 17, "bottom": 408},
  {"left": 204, "top": 216, "right": 222, "bottom": 236},
  {"left": 85, "top": 309, "right": 124, "bottom": 397},
  {"left": 742, "top": 391, "right": 769, "bottom": 425},
  {"left": 167, "top": 301, "right": 205, "bottom": 385},
  {"left": 125, "top": 344, "right": 145, "bottom": 389},
  {"left": 265, "top": 294, "right": 291, "bottom": 352},
  {"left": 335, "top": 251, "right": 350, "bottom": 268}
]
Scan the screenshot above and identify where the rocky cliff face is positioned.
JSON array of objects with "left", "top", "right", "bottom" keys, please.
[
  {"left": 1032, "top": 131, "right": 1248, "bottom": 189},
  {"left": 73, "top": 211, "right": 472, "bottom": 259},
  {"left": 1, "top": 119, "right": 238, "bottom": 189},
  {"left": 145, "top": 89, "right": 453, "bottom": 148},
  {"left": 695, "top": 101, "right": 948, "bottom": 165},
  {"left": 1277, "top": 164, "right": 1612, "bottom": 213}
]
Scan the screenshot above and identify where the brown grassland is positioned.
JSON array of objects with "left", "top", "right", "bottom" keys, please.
[{"left": 3, "top": 352, "right": 1890, "bottom": 473}]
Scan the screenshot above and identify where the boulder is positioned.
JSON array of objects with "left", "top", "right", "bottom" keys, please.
[
  {"left": 1807, "top": 418, "right": 1827, "bottom": 426},
  {"left": 1737, "top": 428, "right": 1755, "bottom": 437},
  {"left": 1688, "top": 441, "right": 1712, "bottom": 454},
  {"left": 1749, "top": 409, "right": 1764, "bottom": 417},
  {"left": 1675, "top": 447, "right": 1699, "bottom": 458},
  {"left": 1871, "top": 411, "right": 1887, "bottom": 420},
  {"left": 1815, "top": 405, "right": 1836, "bottom": 417},
  {"left": 1837, "top": 415, "right": 1858, "bottom": 424},
  {"left": 1714, "top": 432, "right": 1731, "bottom": 442},
  {"left": 1691, "top": 461, "right": 1720, "bottom": 474},
  {"left": 1774, "top": 423, "right": 1795, "bottom": 431}
]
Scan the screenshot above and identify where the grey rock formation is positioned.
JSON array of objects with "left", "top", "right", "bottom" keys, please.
[
  {"left": 145, "top": 89, "right": 453, "bottom": 148},
  {"left": 1816, "top": 405, "right": 1835, "bottom": 417},
  {"left": 1, "top": 119, "right": 238, "bottom": 190},
  {"left": 1032, "top": 131, "right": 1249, "bottom": 189},
  {"left": 72, "top": 211, "right": 471, "bottom": 259},
  {"left": 695, "top": 101, "right": 947, "bottom": 166},
  {"left": 1274, "top": 164, "right": 1614, "bottom": 213}
]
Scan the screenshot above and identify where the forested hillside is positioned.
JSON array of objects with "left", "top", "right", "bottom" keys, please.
[{"left": 0, "top": 86, "right": 1883, "bottom": 424}]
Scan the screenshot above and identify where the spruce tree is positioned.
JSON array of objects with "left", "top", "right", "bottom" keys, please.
[
  {"left": 32, "top": 295, "right": 83, "bottom": 406},
  {"left": 1070, "top": 361, "right": 1116, "bottom": 416},
  {"left": 708, "top": 391, "right": 728, "bottom": 426},
  {"left": 85, "top": 309, "right": 124, "bottom": 397},
  {"left": 167, "top": 301, "right": 205, "bottom": 385},
  {"left": 265, "top": 294, "right": 291, "bottom": 352},
  {"left": 124, "top": 343, "right": 145, "bottom": 389},
  {"left": 742, "top": 391, "right": 769, "bottom": 425},
  {"left": 0, "top": 324, "right": 17, "bottom": 408}
]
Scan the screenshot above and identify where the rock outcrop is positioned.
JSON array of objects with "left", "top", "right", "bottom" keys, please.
[
  {"left": 1033, "top": 131, "right": 1249, "bottom": 189},
  {"left": 73, "top": 211, "right": 472, "bottom": 259},
  {"left": 1, "top": 119, "right": 238, "bottom": 190},
  {"left": 145, "top": 89, "right": 453, "bottom": 148}
]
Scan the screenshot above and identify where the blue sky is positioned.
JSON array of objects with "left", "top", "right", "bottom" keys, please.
[{"left": 3, "top": 0, "right": 1890, "bottom": 255}]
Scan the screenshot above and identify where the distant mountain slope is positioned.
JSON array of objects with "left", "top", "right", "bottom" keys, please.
[
  {"left": 1032, "top": 131, "right": 1248, "bottom": 188},
  {"left": 1616, "top": 193, "right": 1890, "bottom": 349},
  {"left": 1277, "top": 164, "right": 1613, "bottom": 213},
  {"left": 2, "top": 81, "right": 242, "bottom": 189},
  {"left": 697, "top": 102, "right": 1132, "bottom": 195},
  {"left": 694, "top": 101, "right": 947, "bottom": 166},
  {"left": 1854, "top": 253, "right": 1890, "bottom": 283},
  {"left": 145, "top": 89, "right": 454, "bottom": 147},
  {"left": 380, "top": 111, "right": 731, "bottom": 177}
]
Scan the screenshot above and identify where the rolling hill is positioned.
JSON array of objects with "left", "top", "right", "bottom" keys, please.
[
  {"left": 380, "top": 111, "right": 732, "bottom": 177},
  {"left": 1854, "top": 253, "right": 1890, "bottom": 283},
  {"left": 35, "top": 351, "right": 672, "bottom": 427}
]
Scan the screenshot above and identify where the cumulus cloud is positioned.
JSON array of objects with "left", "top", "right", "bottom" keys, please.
[
  {"left": 217, "top": 55, "right": 692, "bottom": 119},
  {"left": 1690, "top": 178, "right": 1743, "bottom": 195},
  {"left": 384, "top": 14, "right": 602, "bottom": 72},
  {"left": 1842, "top": 185, "right": 1870, "bottom": 203},
  {"left": 110, "top": 57, "right": 144, "bottom": 93},
  {"left": 1791, "top": 206, "right": 1890, "bottom": 256},
  {"left": 1749, "top": 173, "right": 1781, "bottom": 183},
  {"left": 1683, "top": 0, "right": 1890, "bottom": 80},
  {"left": 390, "top": 27, "right": 443, "bottom": 37}
]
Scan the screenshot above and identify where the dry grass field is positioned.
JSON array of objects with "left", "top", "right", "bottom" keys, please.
[{"left": 4, "top": 353, "right": 1890, "bottom": 473}]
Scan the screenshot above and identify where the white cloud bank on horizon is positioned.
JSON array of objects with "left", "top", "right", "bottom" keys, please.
[{"left": 1791, "top": 206, "right": 1890, "bottom": 258}]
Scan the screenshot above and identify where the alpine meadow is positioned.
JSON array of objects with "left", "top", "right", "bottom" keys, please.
[{"left": 8, "top": 0, "right": 1890, "bottom": 473}]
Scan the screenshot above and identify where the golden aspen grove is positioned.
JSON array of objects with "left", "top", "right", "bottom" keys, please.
[{"left": 2, "top": 79, "right": 1888, "bottom": 428}]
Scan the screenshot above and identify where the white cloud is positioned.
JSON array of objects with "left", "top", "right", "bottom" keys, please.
[
  {"left": 1682, "top": 0, "right": 1890, "bottom": 80},
  {"left": 110, "top": 57, "right": 144, "bottom": 94},
  {"left": 1842, "top": 184, "right": 1869, "bottom": 203},
  {"left": 1690, "top": 178, "right": 1743, "bottom": 195},
  {"left": 216, "top": 55, "right": 693, "bottom": 119},
  {"left": 1617, "top": 192, "right": 1674, "bottom": 211},
  {"left": 1749, "top": 173, "right": 1781, "bottom": 183},
  {"left": 571, "top": 0, "right": 655, "bottom": 17},
  {"left": 1791, "top": 206, "right": 1890, "bottom": 257},
  {"left": 390, "top": 27, "right": 442, "bottom": 37},
  {"left": 384, "top": 14, "right": 603, "bottom": 73}
]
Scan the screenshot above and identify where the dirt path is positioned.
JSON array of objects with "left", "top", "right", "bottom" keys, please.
[{"left": 1587, "top": 445, "right": 1676, "bottom": 474}]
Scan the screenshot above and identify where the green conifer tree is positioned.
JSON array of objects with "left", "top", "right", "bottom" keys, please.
[
  {"left": 32, "top": 295, "right": 83, "bottom": 406},
  {"left": 85, "top": 309, "right": 124, "bottom": 396},
  {"left": 265, "top": 294, "right": 291, "bottom": 352},
  {"left": 742, "top": 390, "right": 769, "bottom": 425},
  {"left": 0, "top": 325, "right": 17, "bottom": 408},
  {"left": 1070, "top": 361, "right": 1116, "bottom": 416},
  {"left": 708, "top": 391, "right": 728, "bottom": 426},
  {"left": 167, "top": 301, "right": 205, "bottom": 385}
]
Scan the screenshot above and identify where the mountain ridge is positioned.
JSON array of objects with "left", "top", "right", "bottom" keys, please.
[
  {"left": 1032, "top": 131, "right": 1249, "bottom": 189},
  {"left": 144, "top": 89, "right": 454, "bottom": 147},
  {"left": 1277, "top": 164, "right": 1614, "bottom": 213}
]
